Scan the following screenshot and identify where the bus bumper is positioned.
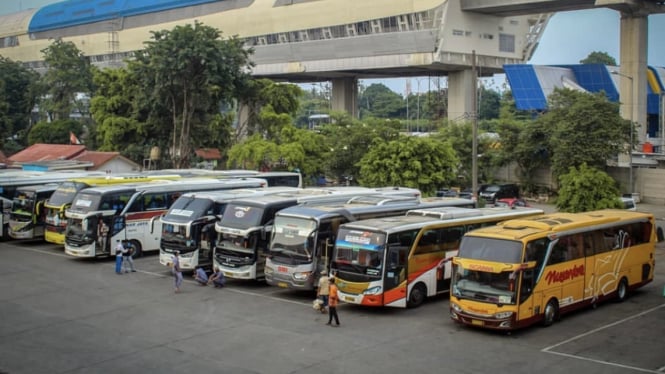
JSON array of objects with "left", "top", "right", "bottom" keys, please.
[
  {"left": 64, "top": 243, "right": 96, "bottom": 257},
  {"left": 45, "top": 230, "right": 65, "bottom": 245},
  {"left": 8, "top": 228, "right": 34, "bottom": 240},
  {"left": 213, "top": 258, "right": 256, "bottom": 280}
]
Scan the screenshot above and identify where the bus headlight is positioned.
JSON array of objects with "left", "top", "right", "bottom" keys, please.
[
  {"left": 264, "top": 267, "right": 274, "bottom": 275},
  {"left": 180, "top": 251, "right": 194, "bottom": 258},
  {"left": 362, "top": 286, "right": 382, "bottom": 295},
  {"left": 293, "top": 272, "right": 311, "bottom": 280},
  {"left": 450, "top": 303, "right": 462, "bottom": 313},
  {"left": 494, "top": 311, "right": 514, "bottom": 319}
]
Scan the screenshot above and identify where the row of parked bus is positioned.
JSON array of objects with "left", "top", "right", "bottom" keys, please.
[{"left": 2, "top": 169, "right": 657, "bottom": 331}]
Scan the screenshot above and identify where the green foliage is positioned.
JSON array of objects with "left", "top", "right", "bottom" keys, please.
[
  {"left": 91, "top": 68, "right": 147, "bottom": 155},
  {"left": 40, "top": 39, "right": 95, "bottom": 121},
  {"left": 0, "top": 57, "right": 39, "bottom": 149},
  {"left": 130, "top": 21, "right": 253, "bottom": 168},
  {"left": 357, "top": 136, "right": 458, "bottom": 196},
  {"left": 359, "top": 83, "right": 405, "bottom": 119},
  {"left": 580, "top": 51, "right": 617, "bottom": 65},
  {"left": 478, "top": 86, "right": 501, "bottom": 120},
  {"left": 556, "top": 163, "right": 623, "bottom": 212},
  {"left": 539, "top": 88, "right": 629, "bottom": 177},
  {"left": 28, "top": 119, "right": 83, "bottom": 145},
  {"left": 432, "top": 121, "right": 496, "bottom": 187},
  {"left": 320, "top": 116, "right": 401, "bottom": 183}
]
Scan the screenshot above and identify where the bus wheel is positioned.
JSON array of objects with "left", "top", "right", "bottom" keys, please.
[
  {"left": 616, "top": 278, "right": 629, "bottom": 302},
  {"left": 129, "top": 241, "right": 143, "bottom": 258},
  {"left": 407, "top": 283, "right": 426, "bottom": 308},
  {"left": 542, "top": 299, "right": 558, "bottom": 327}
]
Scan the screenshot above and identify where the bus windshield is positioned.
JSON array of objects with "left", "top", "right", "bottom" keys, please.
[
  {"left": 334, "top": 228, "right": 385, "bottom": 277},
  {"left": 457, "top": 236, "right": 524, "bottom": 263},
  {"left": 451, "top": 267, "right": 518, "bottom": 305},
  {"left": 270, "top": 216, "right": 317, "bottom": 261},
  {"left": 48, "top": 182, "right": 87, "bottom": 206},
  {"left": 163, "top": 197, "right": 214, "bottom": 224},
  {"left": 12, "top": 192, "right": 35, "bottom": 215},
  {"left": 162, "top": 222, "right": 189, "bottom": 246},
  {"left": 70, "top": 193, "right": 104, "bottom": 213},
  {"left": 220, "top": 204, "right": 265, "bottom": 229}
]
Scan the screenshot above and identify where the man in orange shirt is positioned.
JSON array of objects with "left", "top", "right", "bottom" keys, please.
[{"left": 326, "top": 277, "right": 340, "bottom": 326}]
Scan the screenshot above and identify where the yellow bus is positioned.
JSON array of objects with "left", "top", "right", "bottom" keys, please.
[
  {"left": 43, "top": 174, "right": 181, "bottom": 244},
  {"left": 449, "top": 210, "right": 656, "bottom": 330},
  {"left": 331, "top": 207, "right": 544, "bottom": 308}
]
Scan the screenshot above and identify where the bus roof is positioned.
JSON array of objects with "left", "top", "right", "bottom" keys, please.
[
  {"left": 464, "top": 209, "right": 655, "bottom": 241},
  {"left": 0, "top": 170, "right": 106, "bottom": 186},
  {"left": 337, "top": 207, "right": 545, "bottom": 234},
  {"left": 274, "top": 196, "right": 430, "bottom": 220},
  {"left": 14, "top": 183, "right": 61, "bottom": 194},
  {"left": 178, "top": 186, "right": 300, "bottom": 202},
  {"left": 74, "top": 178, "right": 267, "bottom": 195}
]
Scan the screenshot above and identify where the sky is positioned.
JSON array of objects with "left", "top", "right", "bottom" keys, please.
[{"left": 2, "top": 1, "right": 664, "bottom": 94}]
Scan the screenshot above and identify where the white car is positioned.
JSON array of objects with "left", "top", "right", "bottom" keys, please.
[{"left": 621, "top": 197, "right": 637, "bottom": 211}]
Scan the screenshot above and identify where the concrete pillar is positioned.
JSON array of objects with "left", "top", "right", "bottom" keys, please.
[
  {"left": 448, "top": 70, "right": 475, "bottom": 122},
  {"left": 619, "top": 13, "right": 648, "bottom": 144},
  {"left": 331, "top": 78, "right": 358, "bottom": 118}
]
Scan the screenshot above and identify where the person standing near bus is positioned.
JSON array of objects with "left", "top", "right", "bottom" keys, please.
[
  {"left": 121, "top": 240, "right": 136, "bottom": 273},
  {"left": 114, "top": 240, "right": 124, "bottom": 274},
  {"left": 317, "top": 269, "right": 330, "bottom": 314},
  {"left": 172, "top": 251, "right": 183, "bottom": 293},
  {"left": 326, "top": 277, "right": 340, "bottom": 326}
]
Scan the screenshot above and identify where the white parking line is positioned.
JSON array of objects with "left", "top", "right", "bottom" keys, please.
[{"left": 542, "top": 303, "right": 665, "bottom": 373}]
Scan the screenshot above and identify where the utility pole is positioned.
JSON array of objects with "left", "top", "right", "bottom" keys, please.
[{"left": 471, "top": 50, "right": 478, "bottom": 202}]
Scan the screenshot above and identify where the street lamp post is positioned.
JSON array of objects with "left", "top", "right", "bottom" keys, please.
[{"left": 612, "top": 70, "right": 634, "bottom": 196}]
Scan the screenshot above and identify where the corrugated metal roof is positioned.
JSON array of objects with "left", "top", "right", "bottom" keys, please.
[{"left": 8, "top": 144, "right": 86, "bottom": 163}]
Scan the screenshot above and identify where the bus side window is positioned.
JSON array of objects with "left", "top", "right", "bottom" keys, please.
[{"left": 414, "top": 230, "right": 439, "bottom": 255}]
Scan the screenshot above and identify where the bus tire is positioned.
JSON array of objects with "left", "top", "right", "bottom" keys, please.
[
  {"left": 129, "top": 240, "right": 143, "bottom": 258},
  {"left": 542, "top": 299, "right": 558, "bottom": 327},
  {"left": 616, "top": 277, "right": 629, "bottom": 302},
  {"left": 407, "top": 283, "right": 427, "bottom": 308}
]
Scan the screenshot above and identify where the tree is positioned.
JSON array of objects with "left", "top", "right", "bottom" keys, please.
[
  {"left": 359, "top": 83, "right": 405, "bottom": 119},
  {"left": 580, "top": 51, "right": 617, "bottom": 65},
  {"left": 91, "top": 68, "right": 147, "bottom": 157},
  {"left": 539, "top": 88, "right": 629, "bottom": 177},
  {"left": 478, "top": 86, "right": 501, "bottom": 120},
  {"left": 556, "top": 163, "right": 623, "bottom": 212},
  {"left": 321, "top": 115, "right": 401, "bottom": 183},
  {"left": 130, "top": 21, "right": 253, "bottom": 168},
  {"left": 357, "top": 136, "right": 458, "bottom": 196},
  {"left": 40, "top": 39, "right": 95, "bottom": 121},
  {"left": 28, "top": 119, "right": 83, "bottom": 145},
  {"left": 0, "top": 57, "right": 39, "bottom": 150}
]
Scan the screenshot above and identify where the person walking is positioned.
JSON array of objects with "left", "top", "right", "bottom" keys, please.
[
  {"left": 172, "top": 251, "right": 183, "bottom": 293},
  {"left": 326, "top": 276, "right": 340, "bottom": 326},
  {"left": 121, "top": 240, "right": 136, "bottom": 273},
  {"left": 114, "top": 240, "right": 123, "bottom": 274},
  {"left": 317, "top": 269, "right": 330, "bottom": 314}
]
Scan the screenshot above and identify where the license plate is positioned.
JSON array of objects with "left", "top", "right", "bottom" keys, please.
[
  {"left": 471, "top": 319, "right": 484, "bottom": 326},
  {"left": 344, "top": 296, "right": 354, "bottom": 302},
  {"left": 277, "top": 282, "right": 288, "bottom": 288},
  {"left": 277, "top": 266, "right": 288, "bottom": 273}
]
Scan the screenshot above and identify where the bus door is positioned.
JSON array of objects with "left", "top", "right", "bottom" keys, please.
[
  {"left": 383, "top": 239, "right": 410, "bottom": 307},
  {"left": 518, "top": 239, "right": 548, "bottom": 320}
]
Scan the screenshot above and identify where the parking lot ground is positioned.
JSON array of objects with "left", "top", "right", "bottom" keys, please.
[{"left": 1, "top": 235, "right": 664, "bottom": 374}]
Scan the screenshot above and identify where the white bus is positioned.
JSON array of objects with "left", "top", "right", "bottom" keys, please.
[
  {"left": 265, "top": 196, "right": 476, "bottom": 291},
  {"left": 158, "top": 187, "right": 301, "bottom": 270},
  {"left": 7, "top": 184, "right": 59, "bottom": 240},
  {"left": 63, "top": 178, "right": 267, "bottom": 258},
  {"left": 332, "top": 207, "right": 544, "bottom": 308},
  {"left": 212, "top": 189, "right": 423, "bottom": 281}
]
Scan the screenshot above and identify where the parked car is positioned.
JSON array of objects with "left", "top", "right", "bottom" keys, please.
[
  {"left": 495, "top": 198, "right": 530, "bottom": 208},
  {"left": 478, "top": 184, "right": 520, "bottom": 205},
  {"left": 620, "top": 197, "right": 637, "bottom": 211},
  {"left": 436, "top": 188, "right": 459, "bottom": 198}
]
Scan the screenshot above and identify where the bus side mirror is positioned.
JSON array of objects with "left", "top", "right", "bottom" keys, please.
[{"left": 262, "top": 224, "right": 273, "bottom": 241}]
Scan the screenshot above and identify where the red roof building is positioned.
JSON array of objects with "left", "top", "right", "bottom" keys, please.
[
  {"left": 73, "top": 151, "right": 140, "bottom": 173},
  {"left": 8, "top": 144, "right": 86, "bottom": 163}
]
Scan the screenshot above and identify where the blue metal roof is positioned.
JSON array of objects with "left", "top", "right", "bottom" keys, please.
[
  {"left": 504, "top": 65, "right": 547, "bottom": 111},
  {"left": 562, "top": 64, "right": 619, "bottom": 102},
  {"left": 29, "top": 0, "right": 221, "bottom": 33}
]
